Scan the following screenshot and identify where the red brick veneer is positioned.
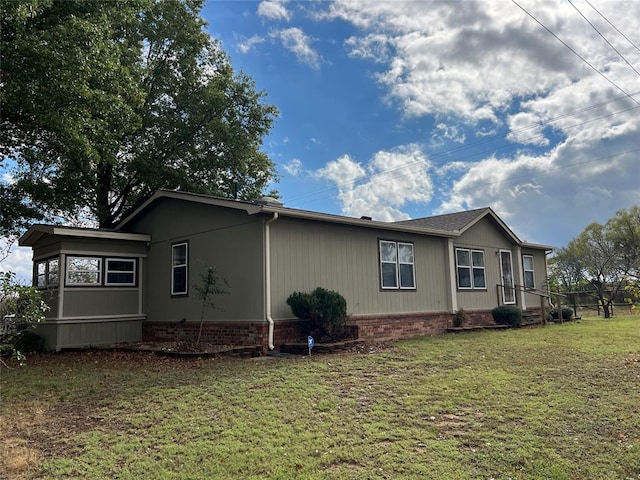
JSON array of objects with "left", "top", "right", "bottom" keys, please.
[
  {"left": 142, "top": 319, "right": 305, "bottom": 351},
  {"left": 142, "top": 309, "right": 527, "bottom": 351}
]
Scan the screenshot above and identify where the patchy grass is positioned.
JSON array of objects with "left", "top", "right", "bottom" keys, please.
[{"left": 1, "top": 316, "right": 639, "bottom": 479}]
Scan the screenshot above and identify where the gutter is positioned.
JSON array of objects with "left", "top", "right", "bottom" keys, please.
[{"left": 265, "top": 212, "right": 279, "bottom": 350}]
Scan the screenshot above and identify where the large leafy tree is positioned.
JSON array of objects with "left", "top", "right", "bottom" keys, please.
[
  {"left": 1, "top": 0, "right": 278, "bottom": 233},
  {"left": 552, "top": 207, "right": 640, "bottom": 318}
]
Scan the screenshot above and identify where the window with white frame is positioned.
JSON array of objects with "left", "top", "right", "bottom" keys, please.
[
  {"left": 66, "top": 256, "right": 102, "bottom": 285},
  {"left": 456, "top": 248, "right": 486, "bottom": 289},
  {"left": 380, "top": 240, "right": 415, "bottom": 289},
  {"left": 523, "top": 255, "right": 535, "bottom": 289},
  {"left": 105, "top": 258, "right": 136, "bottom": 286},
  {"left": 35, "top": 257, "right": 59, "bottom": 288},
  {"left": 171, "top": 242, "right": 188, "bottom": 295}
]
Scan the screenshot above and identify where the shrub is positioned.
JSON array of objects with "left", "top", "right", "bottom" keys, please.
[
  {"left": 452, "top": 308, "right": 466, "bottom": 328},
  {"left": 1, "top": 272, "right": 49, "bottom": 365},
  {"left": 549, "top": 307, "right": 573, "bottom": 321},
  {"left": 14, "top": 331, "right": 46, "bottom": 354},
  {"left": 286, "top": 287, "right": 349, "bottom": 342},
  {"left": 491, "top": 305, "right": 522, "bottom": 327}
]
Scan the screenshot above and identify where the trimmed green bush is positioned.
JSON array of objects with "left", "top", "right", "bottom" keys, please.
[
  {"left": 491, "top": 305, "right": 522, "bottom": 327},
  {"left": 286, "top": 287, "right": 349, "bottom": 342}
]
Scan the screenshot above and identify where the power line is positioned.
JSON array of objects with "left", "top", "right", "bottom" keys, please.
[
  {"left": 510, "top": 0, "right": 640, "bottom": 107},
  {"left": 567, "top": 0, "right": 640, "bottom": 78},
  {"left": 584, "top": 0, "right": 640, "bottom": 53},
  {"left": 283, "top": 98, "right": 640, "bottom": 207},
  {"left": 450, "top": 148, "right": 639, "bottom": 195}
]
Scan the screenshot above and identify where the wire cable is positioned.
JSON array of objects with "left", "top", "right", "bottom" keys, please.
[
  {"left": 510, "top": 0, "right": 640, "bottom": 107},
  {"left": 567, "top": 0, "right": 640, "bottom": 78},
  {"left": 584, "top": 0, "right": 640, "bottom": 53},
  {"left": 283, "top": 99, "right": 640, "bottom": 207}
]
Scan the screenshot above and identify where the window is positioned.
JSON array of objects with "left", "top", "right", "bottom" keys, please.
[
  {"left": 523, "top": 255, "right": 535, "bottom": 289},
  {"left": 456, "top": 248, "right": 486, "bottom": 289},
  {"left": 105, "top": 258, "right": 136, "bottom": 286},
  {"left": 35, "top": 257, "right": 59, "bottom": 288},
  {"left": 66, "top": 257, "right": 101, "bottom": 285},
  {"left": 380, "top": 240, "right": 415, "bottom": 289},
  {"left": 171, "top": 242, "right": 188, "bottom": 295}
]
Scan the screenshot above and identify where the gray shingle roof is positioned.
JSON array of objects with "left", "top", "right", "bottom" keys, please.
[{"left": 393, "top": 207, "right": 492, "bottom": 232}]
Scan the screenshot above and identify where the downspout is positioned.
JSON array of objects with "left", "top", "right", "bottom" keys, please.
[
  {"left": 265, "top": 212, "right": 279, "bottom": 350},
  {"left": 447, "top": 239, "right": 458, "bottom": 313}
]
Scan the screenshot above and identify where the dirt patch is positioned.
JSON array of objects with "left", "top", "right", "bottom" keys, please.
[{"left": 0, "top": 393, "right": 131, "bottom": 479}]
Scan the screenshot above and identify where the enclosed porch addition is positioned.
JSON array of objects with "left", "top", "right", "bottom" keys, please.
[{"left": 19, "top": 225, "right": 150, "bottom": 351}]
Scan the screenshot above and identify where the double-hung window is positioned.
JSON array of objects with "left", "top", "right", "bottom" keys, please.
[
  {"left": 35, "top": 257, "right": 59, "bottom": 288},
  {"left": 66, "top": 257, "right": 102, "bottom": 285},
  {"left": 456, "top": 248, "right": 486, "bottom": 289},
  {"left": 380, "top": 240, "right": 415, "bottom": 289},
  {"left": 105, "top": 258, "right": 136, "bottom": 286},
  {"left": 523, "top": 255, "right": 535, "bottom": 289},
  {"left": 171, "top": 242, "right": 188, "bottom": 296}
]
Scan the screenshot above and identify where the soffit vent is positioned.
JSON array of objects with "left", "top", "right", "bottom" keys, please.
[{"left": 255, "top": 196, "right": 284, "bottom": 207}]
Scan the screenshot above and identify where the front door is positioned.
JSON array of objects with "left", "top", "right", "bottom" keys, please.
[{"left": 500, "top": 250, "right": 515, "bottom": 304}]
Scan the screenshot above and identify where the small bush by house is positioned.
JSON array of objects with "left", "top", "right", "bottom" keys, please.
[
  {"left": 452, "top": 308, "right": 466, "bottom": 328},
  {"left": 548, "top": 307, "right": 574, "bottom": 321},
  {"left": 491, "top": 305, "right": 522, "bottom": 327},
  {"left": 286, "top": 287, "right": 349, "bottom": 342}
]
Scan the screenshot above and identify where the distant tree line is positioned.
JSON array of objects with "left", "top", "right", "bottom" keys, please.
[{"left": 549, "top": 206, "right": 640, "bottom": 318}]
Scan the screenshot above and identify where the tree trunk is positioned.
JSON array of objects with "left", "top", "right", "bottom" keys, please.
[{"left": 96, "top": 161, "right": 114, "bottom": 228}]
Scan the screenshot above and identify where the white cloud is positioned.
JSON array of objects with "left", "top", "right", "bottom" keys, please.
[
  {"left": 315, "top": 145, "right": 433, "bottom": 221},
  {"left": 315, "top": 154, "right": 366, "bottom": 185},
  {"left": 0, "top": 239, "right": 33, "bottom": 285},
  {"left": 282, "top": 158, "right": 303, "bottom": 176},
  {"left": 271, "top": 27, "right": 321, "bottom": 69},
  {"left": 432, "top": 123, "right": 466, "bottom": 145},
  {"left": 327, "top": 0, "right": 640, "bottom": 129},
  {"left": 237, "top": 34, "right": 265, "bottom": 54},
  {"left": 345, "top": 34, "right": 391, "bottom": 63},
  {"left": 314, "top": 0, "right": 640, "bottom": 243},
  {"left": 257, "top": 1, "right": 291, "bottom": 21}
]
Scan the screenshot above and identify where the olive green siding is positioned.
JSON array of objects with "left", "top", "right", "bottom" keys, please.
[
  {"left": 453, "top": 218, "right": 518, "bottom": 311},
  {"left": 521, "top": 247, "right": 550, "bottom": 307},
  {"left": 63, "top": 289, "right": 140, "bottom": 317},
  {"left": 269, "top": 217, "right": 451, "bottom": 319},
  {"left": 125, "top": 198, "right": 265, "bottom": 323},
  {"left": 35, "top": 319, "right": 142, "bottom": 351}
]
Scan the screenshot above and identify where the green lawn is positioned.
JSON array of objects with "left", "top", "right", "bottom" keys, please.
[{"left": 2, "top": 316, "right": 639, "bottom": 479}]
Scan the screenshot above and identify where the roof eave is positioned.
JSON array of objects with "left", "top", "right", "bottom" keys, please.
[
  {"left": 259, "top": 205, "right": 458, "bottom": 237},
  {"left": 19, "top": 225, "right": 151, "bottom": 247},
  {"left": 521, "top": 241, "right": 555, "bottom": 253}
]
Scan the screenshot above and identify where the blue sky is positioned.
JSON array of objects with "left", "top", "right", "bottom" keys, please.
[
  {"left": 204, "top": 0, "right": 639, "bottom": 235},
  {"left": 2, "top": 0, "right": 639, "bottom": 281}
]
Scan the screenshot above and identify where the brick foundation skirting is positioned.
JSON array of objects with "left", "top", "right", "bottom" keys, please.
[
  {"left": 349, "top": 309, "right": 509, "bottom": 341},
  {"left": 142, "top": 319, "right": 306, "bottom": 351},
  {"left": 143, "top": 309, "right": 532, "bottom": 352}
]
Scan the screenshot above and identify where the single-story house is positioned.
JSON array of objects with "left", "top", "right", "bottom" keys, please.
[{"left": 19, "top": 189, "right": 553, "bottom": 351}]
